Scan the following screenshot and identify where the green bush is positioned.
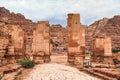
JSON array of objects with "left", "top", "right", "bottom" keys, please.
[
  {"left": 19, "top": 59, "right": 35, "bottom": 68},
  {"left": 112, "top": 49, "right": 120, "bottom": 53},
  {"left": 50, "top": 39, "right": 54, "bottom": 44}
]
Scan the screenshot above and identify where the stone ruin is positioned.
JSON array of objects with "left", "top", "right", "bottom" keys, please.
[
  {"left": 0, "top": 37, "right": 9, "bottom": 66},
  {"left": 0, "top": 22, "right": 51, "bottom": 65},
  {"left": 32, "top": 21, "right": 51, "bottom": 63},
  {"left": 67, "top": 14, "right": 86, "bottom": 66},
  {"left": 0, "top": 7, "right": 116, "bottom": 68},
  {"left": 92, "top": 36, "right": 113, "bottom": 64}
]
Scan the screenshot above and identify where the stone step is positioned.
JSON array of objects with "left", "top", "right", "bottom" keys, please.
[
  {"left": 85, "top": 69, "right": 117, "bottom": 80},
  {"left": 1, "top": 67, "right": 23, "bottom": 80},
  {"left": 0, "top": 64, "right": 21, "bottom": 75},
  {"left": 93, "top": 69, "right": 120, "bottom": 79}
]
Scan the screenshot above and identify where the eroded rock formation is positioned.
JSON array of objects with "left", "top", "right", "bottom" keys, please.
[
  {"left": 87, "top": 16, "right": 120, "bottom": 52},
  {"left": 32, "top": 21, "right": 50, "bottom": 63},
  {"left": 50, "top": 24, "right": 67, "bottom": 54}
]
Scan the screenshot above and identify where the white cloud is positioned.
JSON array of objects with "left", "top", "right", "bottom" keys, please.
[{"left": 0, "top": 0, "right": 120, "bottom": 26}]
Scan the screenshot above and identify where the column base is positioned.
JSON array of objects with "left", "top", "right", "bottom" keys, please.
[
  {"left": 33, "top": 55, "right": 44, "bottom": 64},
  {"left": 44, "top": 55, "right": 51, "bottom": 63},
  {"left": 74, "top": 55, "right": 85, "bottom": 67},
  {"left": 103, "top": 56, "right": 113, "bottom": 64}
]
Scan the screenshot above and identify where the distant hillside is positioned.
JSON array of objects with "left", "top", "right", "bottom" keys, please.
[{"left": 86, "top": 16, "right": 120, "bottom": 51}]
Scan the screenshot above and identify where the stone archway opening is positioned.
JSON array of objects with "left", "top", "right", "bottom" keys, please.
[{"left": 50, "top": 24, "right": 68, "bottom": 64}]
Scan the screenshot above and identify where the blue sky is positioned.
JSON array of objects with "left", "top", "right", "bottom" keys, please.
[{"left": 0, "top": 0, "right": 120, "bottom": 27}]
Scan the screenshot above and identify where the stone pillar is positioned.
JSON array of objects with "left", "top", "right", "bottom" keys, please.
[
  {"left": 0, "top": 37, "right": 9, "bottom": 65},
  {"left": 25, "top": 32, "right": 33, "bottom": 56},
  {"left": 32, "top": 21, "right": 50, "bottom": 63},
  {"left": 8, "top": 25, "right": 25, "bottom": 61},
  {"left": 67, "top": 13, "right": 85, "bottom": 67},
  {"left": 92, "top": 38, "right": 104, "bottom": 62},
  {"left": 104, "top": 37, "right": 113, "bottom": 64},
  {"left": 92, "top": 37, "right": 113, "bottom": 64},
  {"left": 43, "top": 22, "right": 50, "bottom": 62},
  {"left": 7, "top": 45, "right": 16, "bottom": 64}
]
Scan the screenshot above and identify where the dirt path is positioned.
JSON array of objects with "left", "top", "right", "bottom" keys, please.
[
  {"left": 51, "top": 55, "right": 67, "bottom": 64},
  {"left": 23, "top": 63, "right": 100, "bottom": 80}
]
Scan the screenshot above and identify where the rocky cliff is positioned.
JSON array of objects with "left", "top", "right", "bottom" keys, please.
[
  {"left": 87, "top": 16, "right": 120, "bottom": 52},
  {"left": 0, "top": 7, "right": 36, "bottom": 31},
  {"left": 50, "top": 24, "right": 67, "bottom": 54}
]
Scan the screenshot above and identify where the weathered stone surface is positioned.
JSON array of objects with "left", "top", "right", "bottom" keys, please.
[
  {"left": 0, "top": 7, "right": 51, "bottom": 65},
  {"left": 0, "top": 37, "right": 9, "bottom": 58},
  {"left": 92, "top": 37, "right": 113, "bottom": 64},
  {"left": 8, "top": 25, "right": 24, "bottom": 55},
  {"left": 87, "top": 16, "right": 120, "bottom": 52},
  {"left": 32, "top": 21, "right": 51, "bottom": 63},
  {"left": 50, "top": 24, "right": 67, "bottom": 54},
  {"left": 67, "top": 13, "right": 85, "bottom": 66}
]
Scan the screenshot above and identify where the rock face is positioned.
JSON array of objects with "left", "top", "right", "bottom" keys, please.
[
  {"left": 87, "top": 16, "right": 120, "bottom": 52},
  {"left": 50, "top": 24, "right": 67, "bottom": 54},
  {"left": 67, "top": 14, "right": 85, "bottom": 66}
]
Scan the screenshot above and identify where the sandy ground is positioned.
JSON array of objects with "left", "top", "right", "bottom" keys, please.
[
  {"left": 51, "top": 55, "right": 68, "bottom": 64},
  {"left": 23, "top": 63, "right": 100, "bottom": 80},
  {"left": 18, "top": 55, "right": 100, "bottom": 80}
]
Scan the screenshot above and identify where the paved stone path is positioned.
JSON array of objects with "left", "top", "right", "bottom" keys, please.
[{"left": 24, "top": 63, "right": 100, "bottom": 80}]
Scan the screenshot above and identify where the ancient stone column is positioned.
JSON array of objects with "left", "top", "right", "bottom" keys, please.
[
  {"left": 7, "top": 45, "right": 16, "bottom": 63},
  {"left": 92, "top": 37, "right": 113, "bottom": 64},
  {"left": 0, "top": 37, "right": 9, "bottom": 65},
  {"left": 104, "top": 37, "right": 113, "bottom": 64},
  {"left": 67, "top": 13, "right": 85, "bottom": 67},
  {"left": 8, "top": 25, "right": 25, "bottom": 61},
  {"left": 32, "top": 21, "right": 50, "bottom": 63},
  {"left": 24, "top": 29, "right": 33, "bottom": 58},
  {"left": 92, "top": 37, "right": 104, "bottom": 62}
]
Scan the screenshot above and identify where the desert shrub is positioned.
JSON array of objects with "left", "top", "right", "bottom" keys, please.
[
  {"left": 84, "top": 65, "right": 89, "bottom": 68},
  {"left": 50, "top": 39, "right": 54, "bottom": 44},
  {"left": 19, "top": 59, "right": 35, "bottom": 68},
  {"left": 112, "top": 49, "right": 120, "bottom": 53}
]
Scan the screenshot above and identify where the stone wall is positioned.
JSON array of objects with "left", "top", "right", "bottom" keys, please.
[{"left": 67, "top": 14, "right": 85, "bottom": 66}]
